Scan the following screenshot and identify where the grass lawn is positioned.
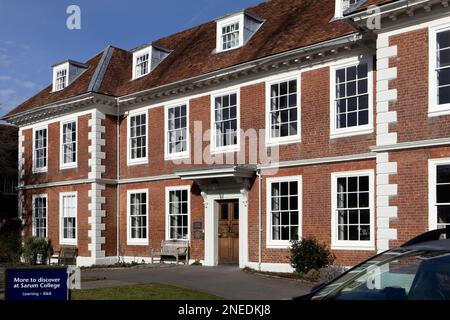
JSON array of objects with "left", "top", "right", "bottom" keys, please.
[{"left": 71, "top": 283, "right": 223, "bottom": 300}]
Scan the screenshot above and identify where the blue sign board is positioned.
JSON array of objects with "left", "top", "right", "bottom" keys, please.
[{"left": 6, "top": 268, "right": 69, "bottom": 301}]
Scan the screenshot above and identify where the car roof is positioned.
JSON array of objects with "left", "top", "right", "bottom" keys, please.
[{"left": 398, "top": 239, "right": 450, "bottom": 252}]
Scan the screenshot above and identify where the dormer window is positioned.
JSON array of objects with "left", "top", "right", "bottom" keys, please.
[
  {"left": 342, "top": 0, "right": 359, "bottom": 11},
  {"left": 135, "top": 53, "right": 150, "bottom": 78},
  {"left": 335, "top": 0, "right": 361, "bottom": 17},
  {"left": 216, "top": 11, "right": 263, "bottom": 53},
  {"left": 131, "top": 44, "right": 170, "bottom": 80},
  {"left": 52, "top": 60, "right": 88, "bottom": 92},
  {"left": 55, "top": 68, "right": 67, "bottom": 91},
  {"left": 222, "top": 22, "right": 240, "bottom": 51}
]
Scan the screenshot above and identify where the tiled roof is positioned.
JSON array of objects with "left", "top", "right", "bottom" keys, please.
[
  {"left": 4, "top": 53, "right": 103, "bottom": 118},
  {"left": 4, "top": 0, "right": 359, "bottom": 119}
]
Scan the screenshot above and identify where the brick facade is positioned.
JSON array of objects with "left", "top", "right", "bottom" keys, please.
[{"left": 10, "top": 3, "right": 450, "bottom": 270}]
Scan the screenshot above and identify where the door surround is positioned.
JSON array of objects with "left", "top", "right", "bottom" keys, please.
[{"left": 203, "top": 190, "right": 249, "bottom": 268}]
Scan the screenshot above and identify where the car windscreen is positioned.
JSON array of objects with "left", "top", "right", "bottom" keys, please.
[{"left": 311, "top": 250, "right": 450, "bottom": 300}]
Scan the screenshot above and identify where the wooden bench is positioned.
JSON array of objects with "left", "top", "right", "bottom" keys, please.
[
  {"left": 50, "top": 245, "right": 78, "bottom": 266},
  {"left": 151, "top": 240, "right": 189, "bottom": 265}
]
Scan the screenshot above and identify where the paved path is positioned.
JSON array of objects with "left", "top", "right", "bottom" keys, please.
[{"left": 81, "top": 265, "right": 313, "bottom": 300}]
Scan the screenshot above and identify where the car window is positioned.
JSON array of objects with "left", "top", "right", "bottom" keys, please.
[{"left": 312, "top": 250, "right": 450, "bottom": 300}]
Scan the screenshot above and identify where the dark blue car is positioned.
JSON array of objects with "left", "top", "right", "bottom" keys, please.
[{"left": 296, "top": 228, "right": 450, "bottom": 300}]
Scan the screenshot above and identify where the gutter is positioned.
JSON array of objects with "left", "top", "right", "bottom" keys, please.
[
  {"left": 342, "top": 0, "right": 430, "bottom": 20},
  {"left": 1, "top": 92, "right": 116, "bottom": 122}
]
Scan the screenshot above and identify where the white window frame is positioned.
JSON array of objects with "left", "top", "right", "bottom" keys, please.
[
  {"left": 59, "top": 192, "right": 77, "bottom": 245},
  {"left": 331, "top": 169, "right": 375, "bottom": 251},
  {"left": 127, "top": 111, "right": 148, "bottom": 166},
  {"left": 164, "top": 101, "right": 190, "bottom": 160},
  {"left": 266, "top": 175, "right": 302, "bottom": 249},
  {"left": 329, "top": 56, "right": 374, "bottom": 139},
  {"left": 32, "top": 125, "right": 48, "bottom": 173},
  {"left": 216, "top": 14, "right": 244, "bottom": 53},
  {"left": 32, "top": 194, "right": 48, "bottom": 238},
  {"left": 52, "top": 64, "right": 69, "bottom": 92},
  {"left": 60, "top": 118, "right": 78, "bottom": 170},
  {"left": 265, "top": 75, "right": 301, "bottom": 147},
  {"left": 127, "top": 189, "right": 149, "bottom": 246},
  {"left": 132, "top": 47, "right": 152, "bottom": 80},
  {"left": 165, "top": 186, "right": 191, "bottom": 242},
  {"left": 429, "top": 23, "right": 450, "bottom": 117},
  {"left": 210, "top": 90, "right": 241, "bottom": 154},
  {"left": 428, "top": 158, "right": 450, "bottom": 230}
]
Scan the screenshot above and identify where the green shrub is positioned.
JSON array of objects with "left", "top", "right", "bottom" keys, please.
[
  {"left": 290, "top": 237, "right": 335, "bottom": 274},
  {"left": 0, "top": 219, "right": 22, "bottom": 263},
  {"left": 191, "top": 260, "right": 202, "bottom": 266},
  {"left": 22, "top": 237, "right": 53, "bottom": 265}
]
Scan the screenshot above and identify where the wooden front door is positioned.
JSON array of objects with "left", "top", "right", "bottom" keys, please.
[{"left": 218, "top": 200, "right": 239, "bottom": 264}]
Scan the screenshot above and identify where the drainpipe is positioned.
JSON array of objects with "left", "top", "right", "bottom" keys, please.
[
  {"left": 256, "top": 169, "right": 262, "bottom": 272},
  {"left": 116, "top": 99, "right": 120, "bottom": 262}
]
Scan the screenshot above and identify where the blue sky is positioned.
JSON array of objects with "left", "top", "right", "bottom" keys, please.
[{"left": 0, "top": 0, "right": 261, "bottom": 117}]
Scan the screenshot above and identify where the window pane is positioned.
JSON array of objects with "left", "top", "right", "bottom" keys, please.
[
  {"left": 272, "top": 212, "right": 280, "bottom": 226},
  {"left": 291, "top": 227, "right": 299, "bottom": 241},
  {"left": 359, "top": 192, "right": 369, "bottom": 208},
  {"left": 358, "top": 110, "right": 369, "bottom": 126},
  {"left": 280, "top": 182, "right": 289, "bottom": 196},
  {"left": 348, "top": 177, "right": 358, "bottom": 192},
  {"left": 336, "top": 69, "right": 345, "bottom": 83},
  {"left": 438, "top": 30, "right": 450, "bottom": 50},
  {"left": 438, "top": 86, "right": 450, "bottom": 105},
  {"left": 438, "top": 206, "right": 450, "bottom": 225},
  {"left": 349, "top": 210, "right": 359, "bottom": 224},
  {"left": 338, "top": 226, "right": 348, "bottom": 240},
  {"left": 357, "top": 63, "right": 368, "bottom": 78},
  {"left": 360, "top": 225, "right": 370, "bottom": 241},
  {"left": 347, "top": 66, "right": 357, "bottom": 81},
  {"left": 349, "top": 226, "right": 359, "bottom": 240},
  {"left": 360, "top": 209, "right": 370, "bottom": 224},
  {"left": 438, "top": 68, "right": 450, "bottom": 87},
  {"left": 437, "top": 184, "right": 450, "bottom": 203},
  {"left": 281, "top": 196, "right": 288, "bottom": 211},
  {"left": 437, "top": 165, "right": 450, "bottom": 183},
  {"left": 439, "top": 49, "right": 450, "bottom": 68},
  {"left": 348, "top": 97, "right": 357, "bottom": 112}
]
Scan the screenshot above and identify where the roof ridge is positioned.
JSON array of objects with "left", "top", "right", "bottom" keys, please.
[
  {"left": 88, "top": 45, "right": 115, "bottom": 92},
  {"left": 150, "top": 0, "right": 271, "bottom": 49}
]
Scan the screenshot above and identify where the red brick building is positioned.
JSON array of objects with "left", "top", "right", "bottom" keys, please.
[{"left": 3, "top": 0, "right": 450, "bottom": 270}]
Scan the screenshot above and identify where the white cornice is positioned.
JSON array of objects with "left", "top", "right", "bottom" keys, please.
[
  {"left": 371, "top": 137, "right": 450, "bottom": 152},
  {"left": 4, "top": 92, "right": 117, "bottom": 127},
  {"left": 258, "top": 152, "right": 377, "bottom": 170},
  {"left": 18, "top": 178, "right": 117, "bottom": 190}
]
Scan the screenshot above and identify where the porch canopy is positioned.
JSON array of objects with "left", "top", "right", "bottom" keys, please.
[{"left": 174, "top": 165, "right": 257, "bottom": 192}]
